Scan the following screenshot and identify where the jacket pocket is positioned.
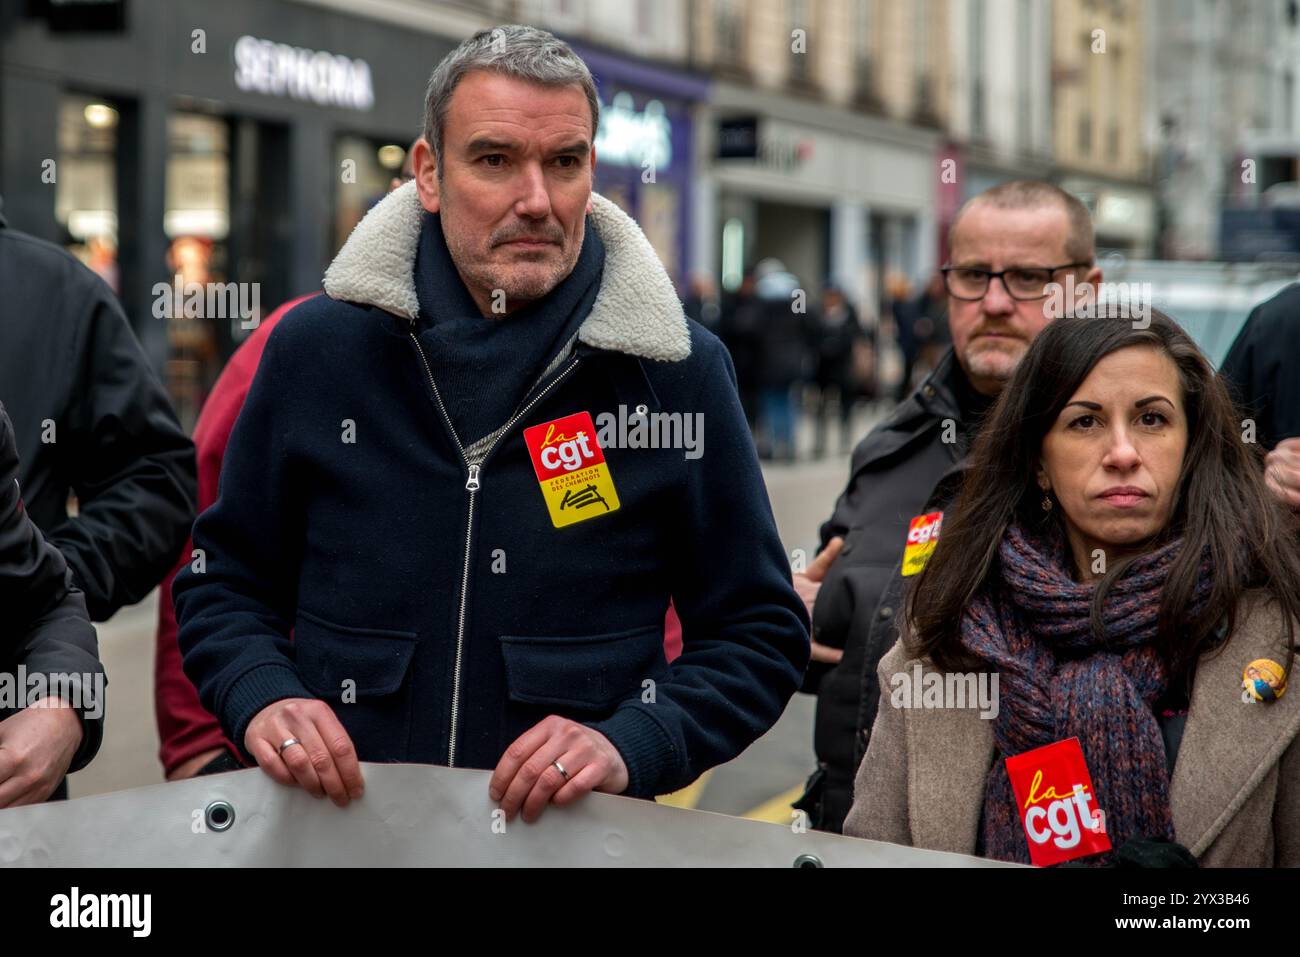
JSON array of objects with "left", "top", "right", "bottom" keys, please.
[
  {"left": 294, "top": 608, "right": 418, "bottom": 701},
  {"left": 499, "top": 623, "right": 666, "bottom": 712}
]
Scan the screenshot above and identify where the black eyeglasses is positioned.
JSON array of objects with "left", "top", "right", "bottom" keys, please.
[{"left": 940, "top": 262, "right": 1092, "bottom": 301}]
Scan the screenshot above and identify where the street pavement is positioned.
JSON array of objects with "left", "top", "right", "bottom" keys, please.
[{"left": 66, "top": 403, "right": 888, "bottom": 824}]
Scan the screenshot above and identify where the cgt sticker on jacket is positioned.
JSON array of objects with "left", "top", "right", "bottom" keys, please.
[
  {"left": 900, "top": 511, "right": 943, "bottom": 577},
  {"left": 524, "top": 411, "right": 621, "bottom": 528}
]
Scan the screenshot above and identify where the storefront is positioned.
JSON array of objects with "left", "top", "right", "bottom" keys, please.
[
  {"left": 565, "top": 41, "right": 707, "bottom": 289},
  {"left": 701, "top": 82, "right": 940, "bottom": 319},
  {"left": 1, "top": 0, "right": 454, "bottom": 428}
]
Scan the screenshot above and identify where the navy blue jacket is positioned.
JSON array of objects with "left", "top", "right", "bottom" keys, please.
[{"left": 174, "top": 187, "right": 809, "bottom": 798}]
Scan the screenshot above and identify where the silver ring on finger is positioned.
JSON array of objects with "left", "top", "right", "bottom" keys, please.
[
  {"left": 552, "top": 759, "right": 570, "bottom": 782},
  {"left": 279, "top": 737, "right": 302, "bottom": 756}
]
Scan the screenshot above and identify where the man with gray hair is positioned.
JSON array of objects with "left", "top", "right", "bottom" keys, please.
[{"left": 175, "top": 25, "right": 809, "bottom": 823}]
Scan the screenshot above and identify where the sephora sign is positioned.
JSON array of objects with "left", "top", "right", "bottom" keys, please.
[{"left": 233, "top": 35, "right": 374, "bottom": 111}]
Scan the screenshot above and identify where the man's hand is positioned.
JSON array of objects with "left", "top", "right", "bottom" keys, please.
[
  {"left": 794, "top": 536, "right": 844, "bottom": 664},
  {"left": 489, "top": 715, "right": 629, "bottom": 823},
  {"left": 244, "top": 698, "right": 364, "bottom": 807},
  {"left": 1265, "top": 438, "right": 1300, "bottom": 511},
  {"left": 0, "top": 699, "right": 83, "bottom": 807}
]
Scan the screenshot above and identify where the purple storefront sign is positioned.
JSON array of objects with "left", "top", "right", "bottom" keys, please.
[{"left": 566, "top": 41, "right": 709, "bottom": 286}]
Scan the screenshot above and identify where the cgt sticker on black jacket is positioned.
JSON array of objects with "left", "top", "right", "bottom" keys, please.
[
  {"left": 901, "top": 511, "right": 943, "bottom": 576},
  {"left": 523, "top": 411, "right": 621, "bottom": 528}
]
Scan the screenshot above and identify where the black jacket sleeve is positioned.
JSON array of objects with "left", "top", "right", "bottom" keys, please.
[
  {"left": 1221, "top": 284, "right": 1300, "bottom": 449},
  {"left": 46, "top": 281, "right": 196, "bottom": 621},
  {"left": 0, "top": 404, "right": 104, "bottom": 773}
]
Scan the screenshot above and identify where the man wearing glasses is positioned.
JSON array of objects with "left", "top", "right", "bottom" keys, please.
[{"left": 793, "top": 181, "right": 1101, "bottom": 833}]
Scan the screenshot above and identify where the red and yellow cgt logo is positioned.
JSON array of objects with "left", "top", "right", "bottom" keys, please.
[
  {"left": 901, "top": 511, "right": 943, "bottom": 577},
  {"left": 523, "top": 411, "right": 621, "bottom": 528}
]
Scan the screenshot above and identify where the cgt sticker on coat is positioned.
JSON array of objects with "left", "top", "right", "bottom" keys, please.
[
  {"left": 1005, "top": 737, "right": 1111, "bottom": 866},
  {"left": 900, "top": 511, "right": 943, "bottom": 577},
  {"left": 524, "top": 411, "right": 621, "bottom": 528}
]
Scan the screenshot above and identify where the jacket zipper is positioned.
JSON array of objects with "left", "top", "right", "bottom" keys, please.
[{"left": 408, "top": 329, "right": 579, "bottom": 766}]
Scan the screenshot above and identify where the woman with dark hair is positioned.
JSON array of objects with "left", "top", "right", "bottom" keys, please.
[{"left": 843, "top": 309, "right": 1300, "bottom": 866}]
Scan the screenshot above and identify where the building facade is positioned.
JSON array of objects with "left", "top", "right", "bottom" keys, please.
[
  {"left": 1150, "top": 0, "right": 1300, "bottom": 259},
  {"left": 1050, "top": 0, "right": 1154, "bottom": 256},
  {"left": 939, "top": 0, "right": 1054, "bottom": 264},
  {"left": 683, "top": 0, "right": 947, "bottom": 316},
  {"left": 2, "top": 0, "right": 492, "bottom": 425}
]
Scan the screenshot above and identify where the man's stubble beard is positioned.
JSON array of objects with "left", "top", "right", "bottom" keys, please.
[
  {"left": 961, "top": 338, "right": 1028, "bottom": 390},
  {"left": 454, "top": 244, "right": 570, "bottom": 305},
  {"left": 441, "top": 196, "right": 582, "bottom": 312}
]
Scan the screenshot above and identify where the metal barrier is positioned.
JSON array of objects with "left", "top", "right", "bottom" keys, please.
[{"left": 0, "top": 764, "right": 1017, "bottom": 867}]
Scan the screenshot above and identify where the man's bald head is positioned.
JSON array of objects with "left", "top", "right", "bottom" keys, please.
[
  {"left": 949, "top": 180, "right": 1094, "bottom": 264},
  {"left": 945, "top": 180, "right": 1101, "bottom": 397}
]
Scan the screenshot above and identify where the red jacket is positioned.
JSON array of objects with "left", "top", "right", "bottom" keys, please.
[
  {"left": 154, "top": 295, "right": 314, "bottom": 774},
  {"left": 155, "top": 294, "right": 685, "bottom": 775}
]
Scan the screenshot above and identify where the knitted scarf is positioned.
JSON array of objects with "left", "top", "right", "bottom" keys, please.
[{"left": 960, "top": 522, "right": 1212, "bottom": 865}]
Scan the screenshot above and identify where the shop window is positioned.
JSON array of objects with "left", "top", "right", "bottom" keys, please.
[
  {"left": 333, "top": 135, "right": 410, "bottom": 257},
  {"left": 55, "top": 93, "right": 120, "bottom": 294},
  {"left": 166, "top": 113, "right": 230, "bottom": 241},
  {"left": 640, "top": 183, "right": 680, "bottom": 281},
  {"left": 163, "top": 111, "right": 231, "bottom": 431}
]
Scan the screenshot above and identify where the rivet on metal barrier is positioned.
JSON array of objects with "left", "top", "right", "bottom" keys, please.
[{"left": 205, "top": 800, "right": 236, "bottom": 832}]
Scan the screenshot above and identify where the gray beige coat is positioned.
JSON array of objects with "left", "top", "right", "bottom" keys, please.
[{"left": 844, "top": 592, "right": 1300, "bottom": 866}]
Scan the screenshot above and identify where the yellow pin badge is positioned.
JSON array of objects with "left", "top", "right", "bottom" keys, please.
[
  {"left": 1242, "top": 658, "right": 1287, "bottom": 703},
  {"left": 524, "top": 411, "right": 620, "bottom": 528}
]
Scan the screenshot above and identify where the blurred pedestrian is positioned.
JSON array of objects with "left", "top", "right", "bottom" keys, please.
[
  {"left": 887, "top": 272, "right": 916, "bottom": 401},
  {"left": 753, "top": 258, "right": 812, "bottom": 462},
  {"left": 811, "top": 284, "right": 868, "bottom": 458},
  {"left": 912, "top": 271, "right": 951, "bottom": 376},
  {"left": 718, "top": 270, "right": 762, "bottom": 431},
  {"left": 682, "top": 271, "right": 722, "bottom": 336}
]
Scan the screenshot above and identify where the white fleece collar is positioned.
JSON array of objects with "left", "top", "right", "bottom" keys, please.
[{"left": 323, "top": 181, "right": 690, "bottom": 362}]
